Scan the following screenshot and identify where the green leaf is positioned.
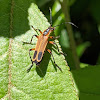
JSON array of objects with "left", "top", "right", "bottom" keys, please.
[
  {"left": 72, "top": 65, "right": 100, "bottom": 100},
  {"left": 77, "top": 42, "right": 90, "bottom": 57},
  {"left": 0, "top": 1, "right": 78, "bottom": 100}
]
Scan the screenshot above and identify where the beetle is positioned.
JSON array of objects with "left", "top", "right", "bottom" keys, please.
[{"left": 23, "top": 8, "right": 76, "bottom": 72}]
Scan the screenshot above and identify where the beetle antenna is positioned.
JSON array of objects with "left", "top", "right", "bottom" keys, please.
[
  {"left": 54, "top": 22, "right": 78, "bottom": 28},
  {"left": 49, "top": 7, "right": 52, "bottom": 26}
]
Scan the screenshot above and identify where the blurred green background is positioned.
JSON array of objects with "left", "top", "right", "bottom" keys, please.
[{"left": 0, "top": 0, "right": 100, "bottom": 99}]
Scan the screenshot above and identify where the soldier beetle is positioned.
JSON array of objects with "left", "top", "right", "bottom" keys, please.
[{"left": 23, "top": 8, "right": 77, "bottom": 72}]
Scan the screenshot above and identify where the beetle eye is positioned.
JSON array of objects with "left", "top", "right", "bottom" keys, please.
[{"left": 51, "top": 28, "right": 54, "bottom": 30}]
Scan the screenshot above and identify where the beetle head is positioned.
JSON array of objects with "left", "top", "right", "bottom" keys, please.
[{"left": 43, "top": 26, "right": 55, "bottom": 36}]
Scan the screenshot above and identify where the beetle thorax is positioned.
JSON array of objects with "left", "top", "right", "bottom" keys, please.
[{"left": 43, "top": 27, "right": 54, "bottom": 36}]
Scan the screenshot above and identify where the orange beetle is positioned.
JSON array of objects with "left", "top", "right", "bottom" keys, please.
[
  {"left": 23, "top": 8, "right": 76, "bottom": 72},
  {"left": 23, "top": 25, "right": 62, "bottom": 72}
]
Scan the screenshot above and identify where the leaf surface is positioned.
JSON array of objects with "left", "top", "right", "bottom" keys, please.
[
  {"left": 0, "top": 1, "right": 78, "bottom": 100},
  {"left": 72, "top": 65, "right": 100, "bottom": 100}
]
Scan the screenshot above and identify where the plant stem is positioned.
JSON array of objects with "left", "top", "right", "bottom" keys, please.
[{"left": 59, "top": 0, "right": 80, "bottom": 69}]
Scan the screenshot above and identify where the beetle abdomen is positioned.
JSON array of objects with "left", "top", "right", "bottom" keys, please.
[
  {"left": 33, "top": 51, "right": 43, "bottom": 65},
  {"left": 32, "top": 60, "right": 40, "bottom": 65},
  {"left": 38, "top": 52, "right": 42, "bottom": 60},
  {"left": 33, "top": 51, "right": 37, "bottom": 59}
]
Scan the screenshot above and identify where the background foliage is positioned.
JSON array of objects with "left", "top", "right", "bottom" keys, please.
[{"left": 0, "top": 0, "right": 100, "bottom": 100}]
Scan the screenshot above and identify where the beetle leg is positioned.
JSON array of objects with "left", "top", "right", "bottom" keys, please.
[
  {"left": 23, "top": 35, "right": 38, "bottom": 45},
  {"left": 49, "top": 36, "right": 60, "bottom": 39},
  {"left": 27, "top": 63, "right": 33, "bottom": 73},
  {"left": 48, "top": 41, "right": 67, "bottom": 56},
  {"left": 47, "top": 49, "right": 62, "bottom": 72},
  {"left": 31, "top": 26, "right": 42, "bottom": 34},
  {"left": 27, "top": 48, "right": 35, "bottom": 72}
]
